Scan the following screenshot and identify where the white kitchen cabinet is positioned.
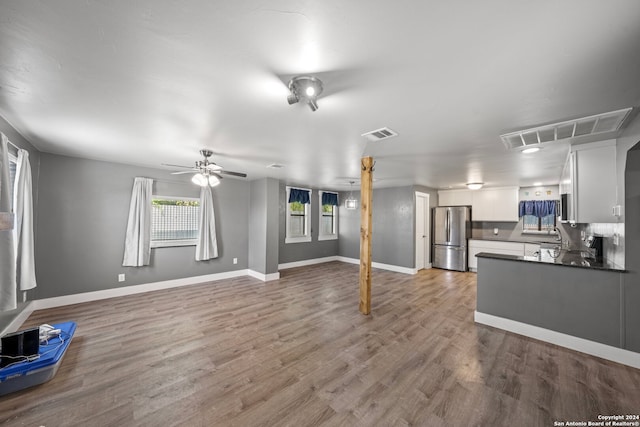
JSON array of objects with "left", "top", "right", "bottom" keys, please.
[
  {"left": 471, "top": 187, "right": 519, "bottom": 222},
  {"left": 562, "top": 140, "right": 617, "bottom": 223},
  {"left": 468, "top": 239, "right": 524, "bottom": 271},
  {"left": 437, "top": 189, "right": 473, "bottom": 206},
  {"left": 524, "top": 243, "right": 541, "bottom": 257}
]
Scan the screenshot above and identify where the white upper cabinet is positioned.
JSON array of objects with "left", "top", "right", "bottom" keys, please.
[
  {"left": 471, "top": 187, "right": 519, "bottom": 222},
  {"left": 439, "top": 187, "right": 519, "bottom": 222},
  {"left": 562, "top": 140, "right": 617, "bottom": 223},
  {"left": 437, "top": 189, "right": 473, "bottom": 206}
]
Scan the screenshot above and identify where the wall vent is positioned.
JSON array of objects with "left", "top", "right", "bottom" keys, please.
[
  {"left": 361, "top": 127, "right": 398, "bottom": 142},
  {"left": 500, "top": 107, "right": 632, "bottom": 150}
]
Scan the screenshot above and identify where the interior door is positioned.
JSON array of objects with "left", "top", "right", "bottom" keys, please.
[{"left": 415, "top": 193, "right": 430, "bottom": 270}]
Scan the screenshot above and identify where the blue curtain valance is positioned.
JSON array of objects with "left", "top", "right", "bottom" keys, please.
[
  {"left": 518, "top": 200, "right": 558, "bottom": 218},
  {"left": 321, "top": 192, "right": 339, "bottom": 206},
  {"left": 288, "top": 188, "right": 310, "bottom": 204}
]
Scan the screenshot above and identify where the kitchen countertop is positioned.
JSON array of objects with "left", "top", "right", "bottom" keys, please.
[
  {"left": 476, "top": 251, "right": 626, "bottom": 272},
  {"left": 469, "top": 238, "right": 557, "bottom": 244}
]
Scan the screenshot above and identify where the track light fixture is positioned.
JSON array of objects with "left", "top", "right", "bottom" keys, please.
[{"left": 287, "top": 76, "right": 323, "bottom": 111}]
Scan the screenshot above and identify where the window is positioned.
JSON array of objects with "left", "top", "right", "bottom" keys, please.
[
  {"left": 318, "top": 191, "right": 338, "bottom": 240},
  {"left": 151, "top": 195, "right": 200, "bottom": 247},
  {"left": 285, "top": 186, "right": 311, "bottom": 243},
  {"left": 8, "top": 153, "right": 17, "bottom": 201},
  {"left": 523, "top": 214, "right": 556, "bottom": 233}
]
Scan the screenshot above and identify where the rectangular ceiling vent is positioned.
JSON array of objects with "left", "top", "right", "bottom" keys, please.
[
  {"left": 361, "top": 127, "right": 398, "bottom": 142},
  {"left": 500, "top": 107, "right": 632, "bottom": 150}
]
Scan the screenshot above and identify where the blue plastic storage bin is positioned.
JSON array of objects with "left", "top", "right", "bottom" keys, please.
[{"left": 0, "top": 321, "right": 76, "bottom": 396}]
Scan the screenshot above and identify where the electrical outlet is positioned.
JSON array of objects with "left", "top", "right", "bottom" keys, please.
[
  {"left": 613, "top": 234, "right": 620, "bottom": 246},
  {"left": 118, "top": 274, "right": 125, "bottom": 282},
  {"left": 233, "top": 258, "right": 238, "bottom": 265},
  {"left": 493, "top": 228, "right": 499, "bottom": 235},
  {"left": 612, "top": 205, "right": 621, "bottom": 217}
]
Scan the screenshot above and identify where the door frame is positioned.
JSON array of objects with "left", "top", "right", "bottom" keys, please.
[{"left": 415, "top": 191, "right": 431, "bottom": 270}]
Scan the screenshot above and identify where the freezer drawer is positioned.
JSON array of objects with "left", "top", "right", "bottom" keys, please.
[{"left": 433, "top": 245, "right": 467, "bottom": 272}]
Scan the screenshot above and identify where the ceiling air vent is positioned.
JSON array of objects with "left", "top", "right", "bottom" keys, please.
[
  {"left": 500, "top": 107, "right": 632, "bottom": 150},
  {"left": 361, "top": 127, "right": 398, "bottom": 142}
]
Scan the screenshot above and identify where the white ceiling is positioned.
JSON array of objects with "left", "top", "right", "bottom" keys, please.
[{"left": 1, "top": 1, "right": 639, "bottom": 191}]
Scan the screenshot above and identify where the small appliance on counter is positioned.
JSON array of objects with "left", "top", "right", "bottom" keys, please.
[{"left": 584, "top": 235, "right": 603, "bottom": 259}]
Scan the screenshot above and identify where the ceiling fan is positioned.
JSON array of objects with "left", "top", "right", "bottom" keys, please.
[{"left": 164, "top": 149, "right": 247, "bottom": 187}]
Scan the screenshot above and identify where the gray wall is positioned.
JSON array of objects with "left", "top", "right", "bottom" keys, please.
[
  {"left": 0, "top": 115, "right": 41, "bottom": 331},
  {"left": 278, "top": 183, "right": 339, "bottom": 264},
  {"left": 338, "top": 185, "right": 438, "bottom": 269},
  {"left": 248, "top": 178, "right": 279, "bottom": 275},
  {"left": 35, "top": 153, "right": 249, "bottom": 299},
  {"left": 477, "top": 256, "right": 623, "bottom": 347},
  {"left": 624, "top": 141, "right": 640, "bottom": 352}
]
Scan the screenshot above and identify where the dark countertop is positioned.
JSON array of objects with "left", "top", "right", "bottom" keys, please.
[
  {"left": 476, "top": 251, "right": 626, "bottom": 272},
  {"left": 469, "top": 238, "right": 557, "bottom": 244}
]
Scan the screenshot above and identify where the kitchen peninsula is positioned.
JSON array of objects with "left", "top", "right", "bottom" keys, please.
[{"left": 474, "top": 251, "right": 640, "bottom": 369}]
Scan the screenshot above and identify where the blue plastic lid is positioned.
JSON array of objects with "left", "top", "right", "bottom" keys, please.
[{"left": 0, "top": 321, "right": 76, "bottom": 381}]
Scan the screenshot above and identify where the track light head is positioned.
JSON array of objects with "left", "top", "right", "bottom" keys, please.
[
  {"left": 308, "top": 99, "right": 318, "bottom": 112},
  {"left": 287, "top": 93, "right": 299, "bottom": 105}
]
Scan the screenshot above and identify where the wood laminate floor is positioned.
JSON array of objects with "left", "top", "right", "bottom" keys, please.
[{"left": 1, "top": 262, "right": 639, "bottom": 426}]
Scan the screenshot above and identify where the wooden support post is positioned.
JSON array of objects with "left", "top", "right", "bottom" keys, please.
[{"left": 359, "top": 156, "right": 374, "bottom": 315}]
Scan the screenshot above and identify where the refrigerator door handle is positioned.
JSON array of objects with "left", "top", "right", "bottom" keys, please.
[{"left": 446, "top": 209, "right": 451, "bottom": 242}]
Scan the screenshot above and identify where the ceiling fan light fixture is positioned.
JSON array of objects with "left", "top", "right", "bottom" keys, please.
[
  {"left": 192, "top": 173, "right": 208, "bottom": 187},
  {"left": 466, "top": 182, "right": 484, "bottom": 190},
  {"left": 208, "top": 175, "right": 220, "bottom": 187}
]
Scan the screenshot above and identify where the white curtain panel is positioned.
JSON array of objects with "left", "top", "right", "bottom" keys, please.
[
  {"left": 195, "top": 185, "right": 218, "bottom": 261},
  {"left": 0, "top": 135, "right": 17, "bottom": 311},
  {"left": 122, "top": 177, "right": 153, "bottom": 267},
  {"left": 13, "top": 149, "right": 37, "bottom": 291}
]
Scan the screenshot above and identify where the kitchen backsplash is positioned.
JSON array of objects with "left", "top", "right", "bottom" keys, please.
[
  {"left": 584, "top": 222, "right": 624, "bottom": 268},
  {"left": 471, "top": 220, "right": 558, "bottom": 243}
]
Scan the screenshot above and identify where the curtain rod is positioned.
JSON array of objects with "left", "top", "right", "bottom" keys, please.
[{"left": 1, "top": 133, "right": 20, "bottom": 151}]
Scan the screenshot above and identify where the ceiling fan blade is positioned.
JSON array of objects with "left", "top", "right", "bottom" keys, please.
[
  {"left": 219, "top": 170, "right": 247, "bottom": 178},
  {"left": 171, "top": 170, "right": 197, "bottom": 175},
  {"left": 204, "top": 163, "right": 223, "bottom": 171},
  {"left": 162, "top": 163, "right": 194, "bottom": 169}
]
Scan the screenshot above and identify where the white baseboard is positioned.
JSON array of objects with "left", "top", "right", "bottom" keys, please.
[
  {"left": 278, "top": 256, "right": 340, "bottom": 270},
  {"left": 247, "top": 270, "right": 280, "bottom": 282},
  {"left": 4, "top": 259, "right": 416, "bottom": 333},
  {"left": 33, "top": 270, "right": 248, "bottom": 311},
  {"left": 336, "top": 256, "right": 417, "bottom": 275},
  {"left": 474, "top": 311, "right": 640, "bottom": 369},
  {"left": 0, "top": 301, "right": 36, "bottom": 335}
]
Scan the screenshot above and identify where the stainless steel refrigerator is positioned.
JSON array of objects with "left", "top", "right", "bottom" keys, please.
[{"left": 432, "top": 206, "right": 471, "bottom": 271}]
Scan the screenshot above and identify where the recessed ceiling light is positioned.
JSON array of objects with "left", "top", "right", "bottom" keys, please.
[
  {"left": 466, "top": 182, "right": 484, "bottom": 190},
  {"left": 533, "top": 182, "right": 543, "bottom": 186},
  {"left": 522, "top": 147, "right": 541, "bottom": 154}
]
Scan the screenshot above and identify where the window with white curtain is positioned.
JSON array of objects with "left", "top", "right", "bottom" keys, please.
[{"left": 150, "top": 195, "right": 200, "bottom": 247}]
